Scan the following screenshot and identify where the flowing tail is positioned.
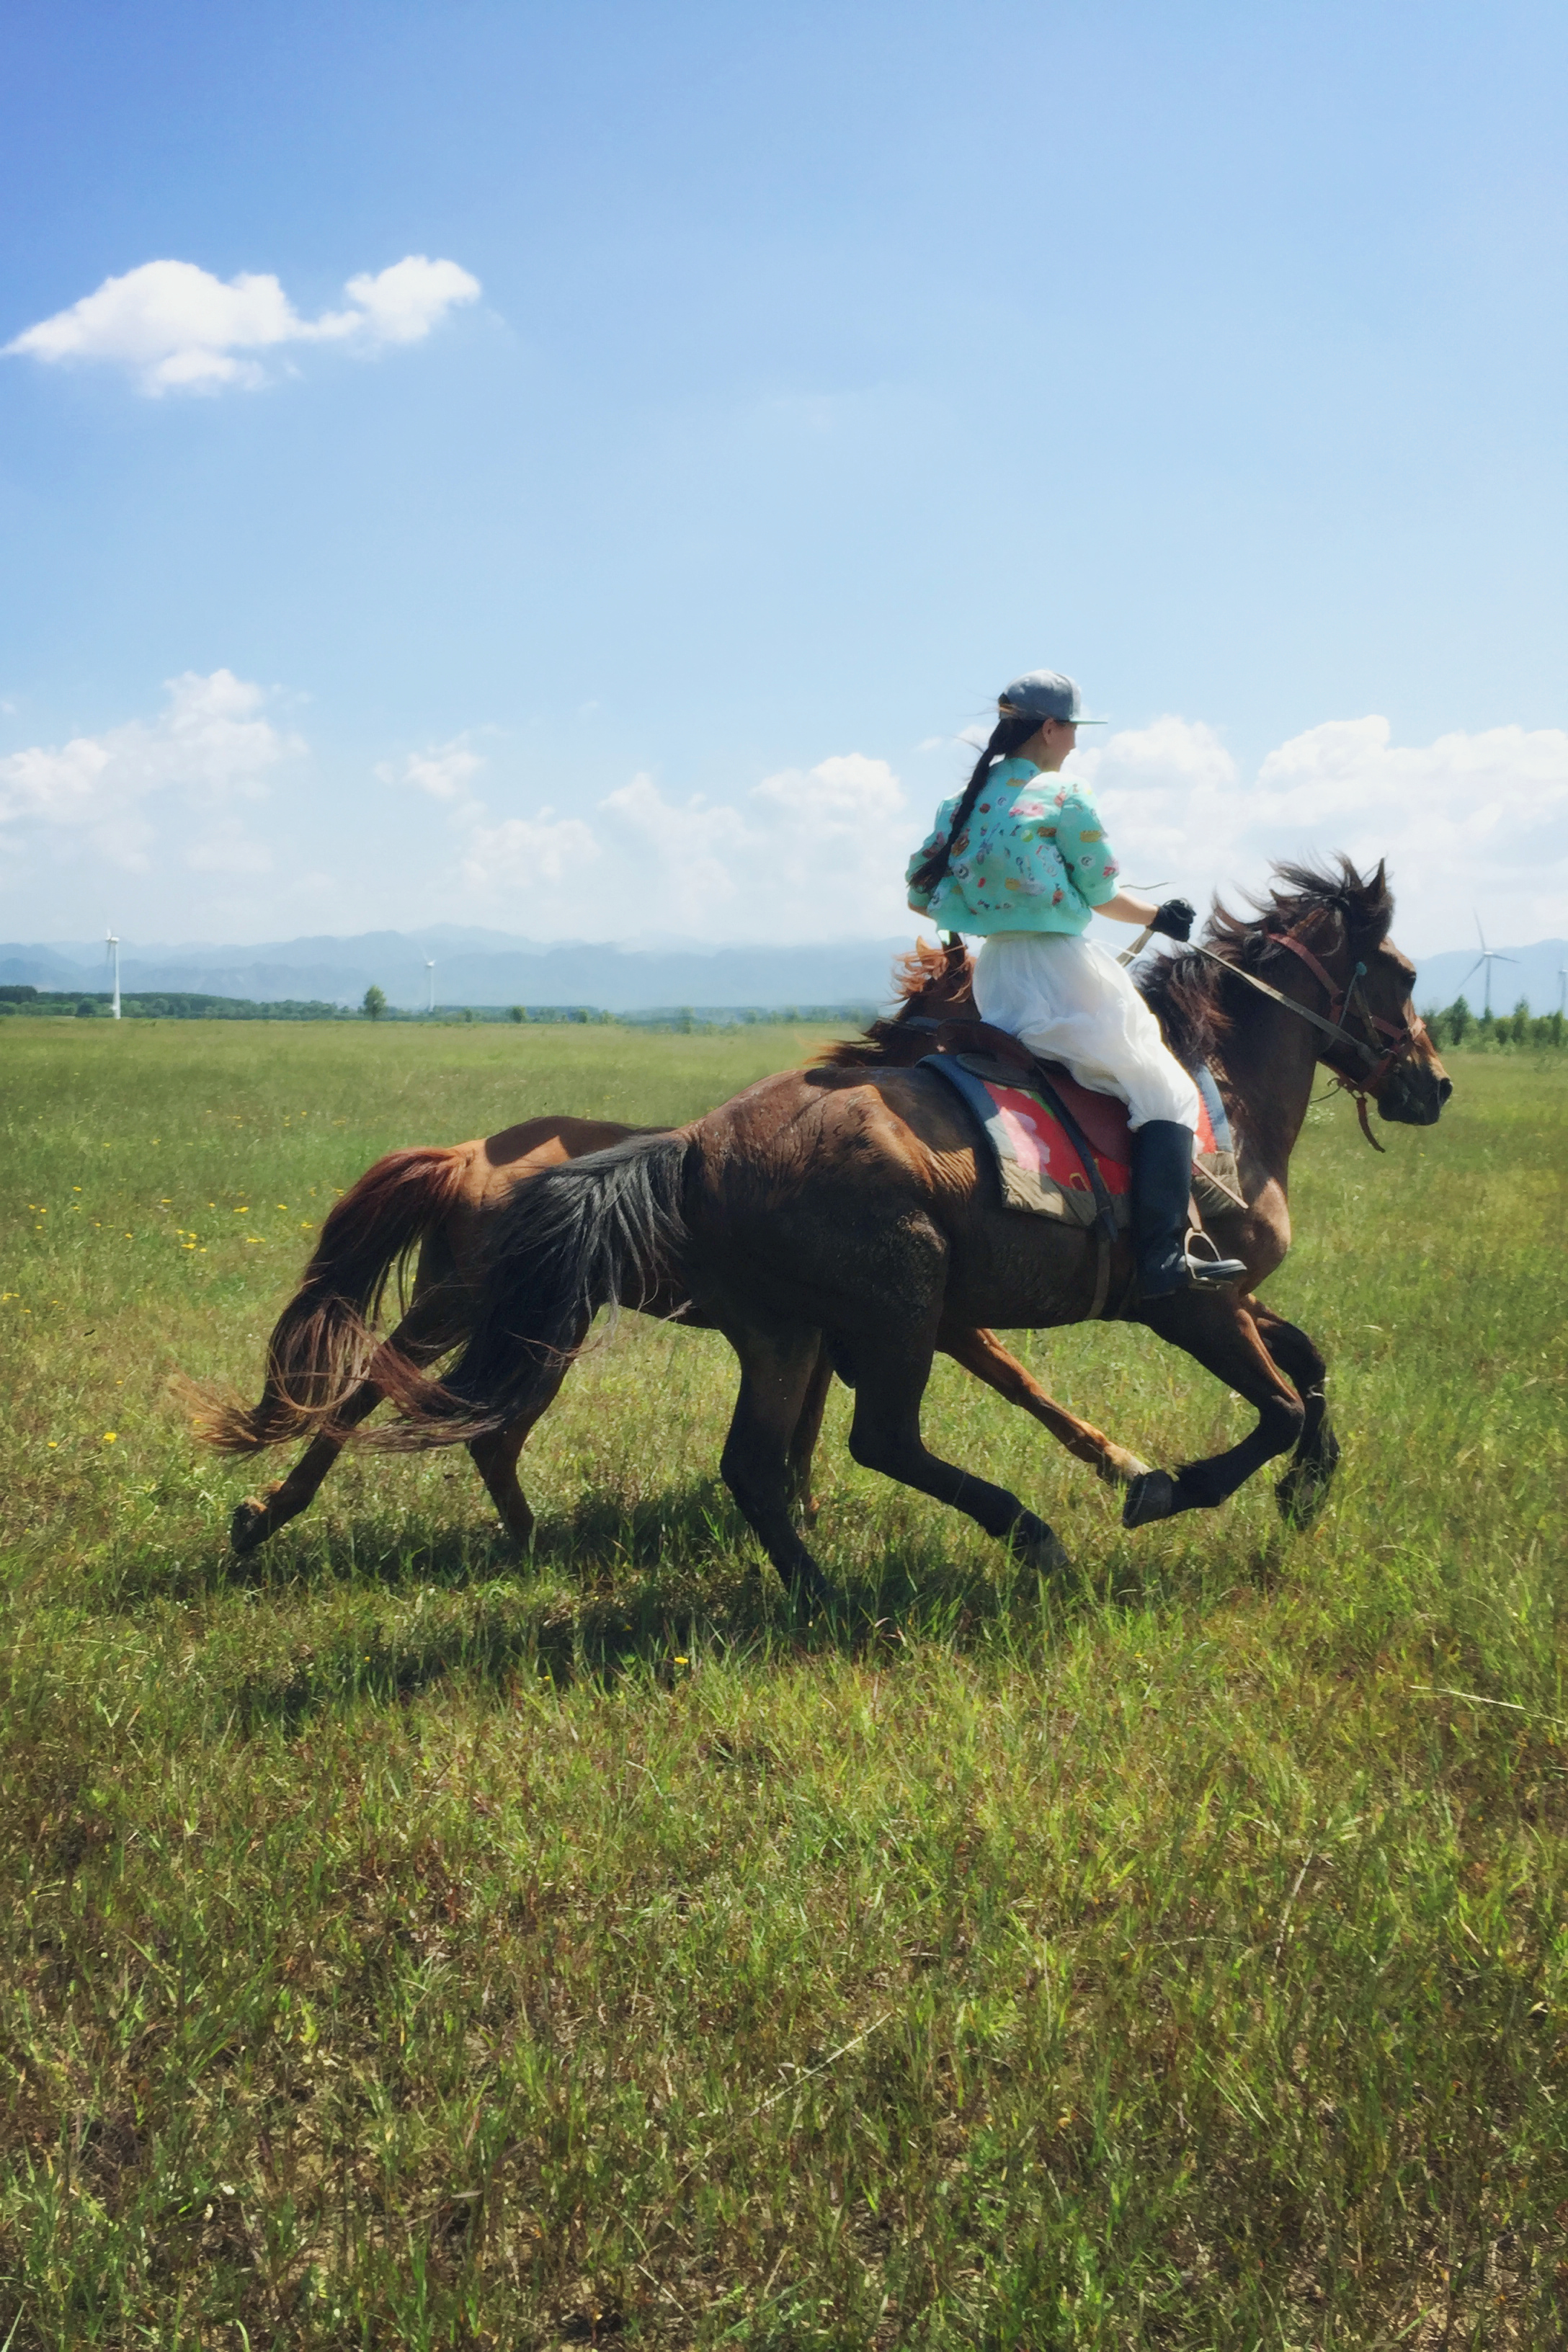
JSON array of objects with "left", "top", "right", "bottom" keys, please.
[
  {"left": 360, "top": 1133, "right": 691, "bottom": 1451},
  {"left": 183, "top": 1145, "right": 473, "bottom": 1453}
]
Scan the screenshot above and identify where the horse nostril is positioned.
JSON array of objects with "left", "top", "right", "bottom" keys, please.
[{"left": 1438, "top": 1077, "right": 1453, "bottom": 1104}]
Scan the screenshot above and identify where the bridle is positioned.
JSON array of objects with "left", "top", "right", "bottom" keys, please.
[{"left": 1191, "top": 927, "right": 1430, "bottom": 1152}]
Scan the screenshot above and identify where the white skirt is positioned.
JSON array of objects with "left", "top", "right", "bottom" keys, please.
[{"left": 972, "top": 930, "right": 1200, "bottom": 1132}]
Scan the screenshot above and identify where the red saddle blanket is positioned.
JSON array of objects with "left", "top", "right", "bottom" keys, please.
[{"left": 992, "top": 1063, "right": 1226, "bottom": 1180}]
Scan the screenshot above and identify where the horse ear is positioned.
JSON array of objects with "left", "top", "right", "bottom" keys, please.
[{"left": 1360, "top": 858, "right": 1392, "bottom": 941}]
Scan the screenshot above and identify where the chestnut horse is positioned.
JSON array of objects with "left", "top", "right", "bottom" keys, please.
[
  {"left": 357, "top": 863, "right": 1451, "bottom": 1600},
  {"left": 194, "top": 968, "right": 1148, "bottom": 1557}
]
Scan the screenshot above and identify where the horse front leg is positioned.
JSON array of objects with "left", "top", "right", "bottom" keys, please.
[
  {"left": 937, "top": 1319, "right": 1152, "bottom": 1489},
  {"left": 1248, "top": 1302, "right": 1340, "bottom": 1526},
  {"left": 1122, "top": 1297, "right": 1306, "bottom": 1528}
]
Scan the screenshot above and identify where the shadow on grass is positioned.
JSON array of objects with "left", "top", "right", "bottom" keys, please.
[
  {"left": 103, "top": 1469, "right": 1316, "bottom": 1732},
  {"left": 217, "top": 1517, "right": 1260, "bottom": 1740}
]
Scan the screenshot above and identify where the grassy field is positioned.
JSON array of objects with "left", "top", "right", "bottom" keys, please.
[{"left": 1, "top": 1017, "right": 1565, "bottom": 2349}]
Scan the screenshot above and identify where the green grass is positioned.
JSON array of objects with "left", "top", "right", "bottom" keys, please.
[{"left": 1, "top": 1018, "right": 1566, "bottom": 2348}]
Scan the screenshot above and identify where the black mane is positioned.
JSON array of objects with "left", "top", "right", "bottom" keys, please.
[{"left": 1137, "top": 856, "right": 1395, "bottom": 1069}]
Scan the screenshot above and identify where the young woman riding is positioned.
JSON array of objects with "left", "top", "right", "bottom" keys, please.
[{"left": 906, "top": 667, "right": 1247, "bottom": 1299}]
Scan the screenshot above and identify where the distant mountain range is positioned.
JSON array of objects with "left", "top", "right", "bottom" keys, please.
[
  {"left": 2, "top": 927, "right": 1564, "bottom": 1015},
  {"left": 0, "top": 927, "right": 917, "bottom": 1014}
]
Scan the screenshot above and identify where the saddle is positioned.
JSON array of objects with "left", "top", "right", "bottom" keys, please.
[
  {"left": 920, "top": 1017, "right": 1245, "bottom": 1229},
  {"left": 931, "top": 1020, "right": 1143, "bottom": 1165}
]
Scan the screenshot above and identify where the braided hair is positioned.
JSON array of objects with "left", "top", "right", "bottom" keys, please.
[{"left": 907, "top": 706, "right": 1043, "bottom": 900}]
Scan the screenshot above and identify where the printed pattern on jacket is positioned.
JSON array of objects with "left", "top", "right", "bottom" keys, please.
[{"left": 906, "top": 757, "right": 1121, "bottom": 937}]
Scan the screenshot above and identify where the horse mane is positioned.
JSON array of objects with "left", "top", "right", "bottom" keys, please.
[
  {"left": 814, "top": 935, "right": 973, "bottom": 1067},
  {"left": 1138, "top": 855, "right": 1395, "bottom": 1069}
]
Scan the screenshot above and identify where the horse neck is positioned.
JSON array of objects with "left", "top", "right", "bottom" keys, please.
[
  {"left": 873, "top": 971, "right": 977, "bottom": 1063},
  {"left": 1217, "top": 986, "right": 1324, "bottom": 1198}
]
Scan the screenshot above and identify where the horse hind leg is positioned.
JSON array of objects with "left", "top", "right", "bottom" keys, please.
[
  {"left": 785, "top": 1342, "right": 834, "bottom": 1525},
  {"left": 466, "top": 1376, "right": 570, "bottom": 1554},
  {"left": 1250, "top": 1304, "right": 1340, "bottom": 1527},
  {"left": 229, "top": 1286, "right": 466, "bottom": 1556},
  {"left": 845, "top": 1332, "right": 1071, "bottom": 1575},
  {"left": 719, "top": 1324, "right": 836, "bottom": 1605},
  {"left": 231, "top": 1378, "right": 380, "bottom": 1554}
]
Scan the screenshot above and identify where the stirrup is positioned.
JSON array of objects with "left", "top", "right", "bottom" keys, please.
[{"left": 1180, "top": 1231, "right": 1248, "bottom": 1288}]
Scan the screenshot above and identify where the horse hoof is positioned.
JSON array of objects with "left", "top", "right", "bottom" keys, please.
[
  {"left": 1275, "top": 1464, "right": 1332, "bottom": 1528},
  {"left": 230, "top": 1499, "right": 268, "bottom": 1556},
  {"left": 786, "top": 1564, "right": 834, "bottom": 1618},
  {"left": 1096, "top": 1447, "right": 1154, "bottom": 1490},
  {"left": 1123, "top": 1469, "right": 1178, "bottom": 1530},
  {"left": 1010, "top": 1511, "right": 1072, "bottom": 1575}
]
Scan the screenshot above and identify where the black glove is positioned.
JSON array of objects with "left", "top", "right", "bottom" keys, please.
[{"left": 1149, "top": 896, "right": 1196, "bottom": 943}]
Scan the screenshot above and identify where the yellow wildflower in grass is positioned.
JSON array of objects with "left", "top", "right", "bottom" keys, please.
[{"left": 102, "top": 1432, "right": 117, "bottom": 1444}]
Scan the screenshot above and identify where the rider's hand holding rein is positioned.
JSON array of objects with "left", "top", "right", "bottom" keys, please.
[{"left": 905, "top": 668, "right": 1245, "bottom": 1300}]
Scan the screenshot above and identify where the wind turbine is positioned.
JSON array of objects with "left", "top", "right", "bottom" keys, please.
[
  {"left": 1458, "top": 914, "right": 1518, "bottom": 1017},
  {"left": 425, "top": 958, "right": 436, "bottom": 1014},
  {"left": 105, "top": 929, "right": 120, "bottom": 1020}
]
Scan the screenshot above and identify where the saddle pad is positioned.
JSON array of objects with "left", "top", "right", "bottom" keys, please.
[
  {"left": 924, "top": 1054, "right": 1244, "bottom": 1224},
  {"left": 923, "top": 1056, "right": 1131, "bottom": 1226}
]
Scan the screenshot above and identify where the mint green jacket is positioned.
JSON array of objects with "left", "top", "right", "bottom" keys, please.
[{"left": 905, "top": 758, "right": 1121, "bottom": 936}]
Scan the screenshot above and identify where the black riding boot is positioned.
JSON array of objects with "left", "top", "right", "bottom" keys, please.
[{"left": 1131, "top": 1120, "right": 1248, "bottom": 1300}]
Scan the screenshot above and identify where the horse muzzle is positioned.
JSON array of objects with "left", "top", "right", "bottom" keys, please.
[{"left": 1378, "top": 1060, "right": 1452, "bottom": 1126}]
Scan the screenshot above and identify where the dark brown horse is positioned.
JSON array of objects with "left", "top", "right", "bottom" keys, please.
[
  {"left": 192, "top": 960, "right": 1149, "bottom": 1558},
  {"left": 357, "top": 862, "right": 1451, "bottom": 1600}
]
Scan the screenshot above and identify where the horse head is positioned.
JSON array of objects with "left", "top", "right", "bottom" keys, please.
[{"left": 1153, "top": 858, "right": 1452, "bottom": 1130}]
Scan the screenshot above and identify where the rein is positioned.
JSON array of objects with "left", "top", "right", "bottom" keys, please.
[{"left": 1190, "top": 934, "right": 1428, "bottom": 1152}]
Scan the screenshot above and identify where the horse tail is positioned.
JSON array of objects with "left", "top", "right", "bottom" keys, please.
[
  {"left": 184, "top": 1145, "right": 473, "bottom": 1454},
  {"left": 360, "top": 1132, "right": 691, "bottom": 1451}
]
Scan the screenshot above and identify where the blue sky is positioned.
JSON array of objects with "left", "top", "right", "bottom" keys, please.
[{"left": 2, "top": 0, "right": 1564, "bottom": 952}]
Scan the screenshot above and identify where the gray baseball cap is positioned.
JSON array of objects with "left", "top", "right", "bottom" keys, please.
[{"left": 998, "top": 668, "right": 1106, "bottom": 725}]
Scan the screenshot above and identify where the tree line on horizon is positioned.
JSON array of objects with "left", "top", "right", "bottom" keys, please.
[{"left": 5, "top": 979, "right": 1564, "bottom": 1050}]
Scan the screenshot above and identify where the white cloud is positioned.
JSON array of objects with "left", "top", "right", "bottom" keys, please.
[
  {"left": 5, "top": 254, "right": 481, "bottom": 396},
  {"left": 380, "top": 736, "right": 598, "bottom": 903},
  {"left": 459, "top": 812, "right": 600, "bottom": 894},
  {"left": 6, "top": 687, "right": 1558, "bottom": 953},
  {"left": 378, "top": 739, "right": 486, "bottom": 806},
  {"left": 600, "top": 772, "right": 752, "bottom": 931},
  {"left": 340, "top": 257, "right": 481, "bottom": 345},
  {"left": 0, "top": 670, "right": 301, "bottom": 876},
  {"left": 590, "top": 754, "right": 912, "bottom": 937},
  {"left": 1072, "top": 714, "right": 1568, "bottom": 951}
]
